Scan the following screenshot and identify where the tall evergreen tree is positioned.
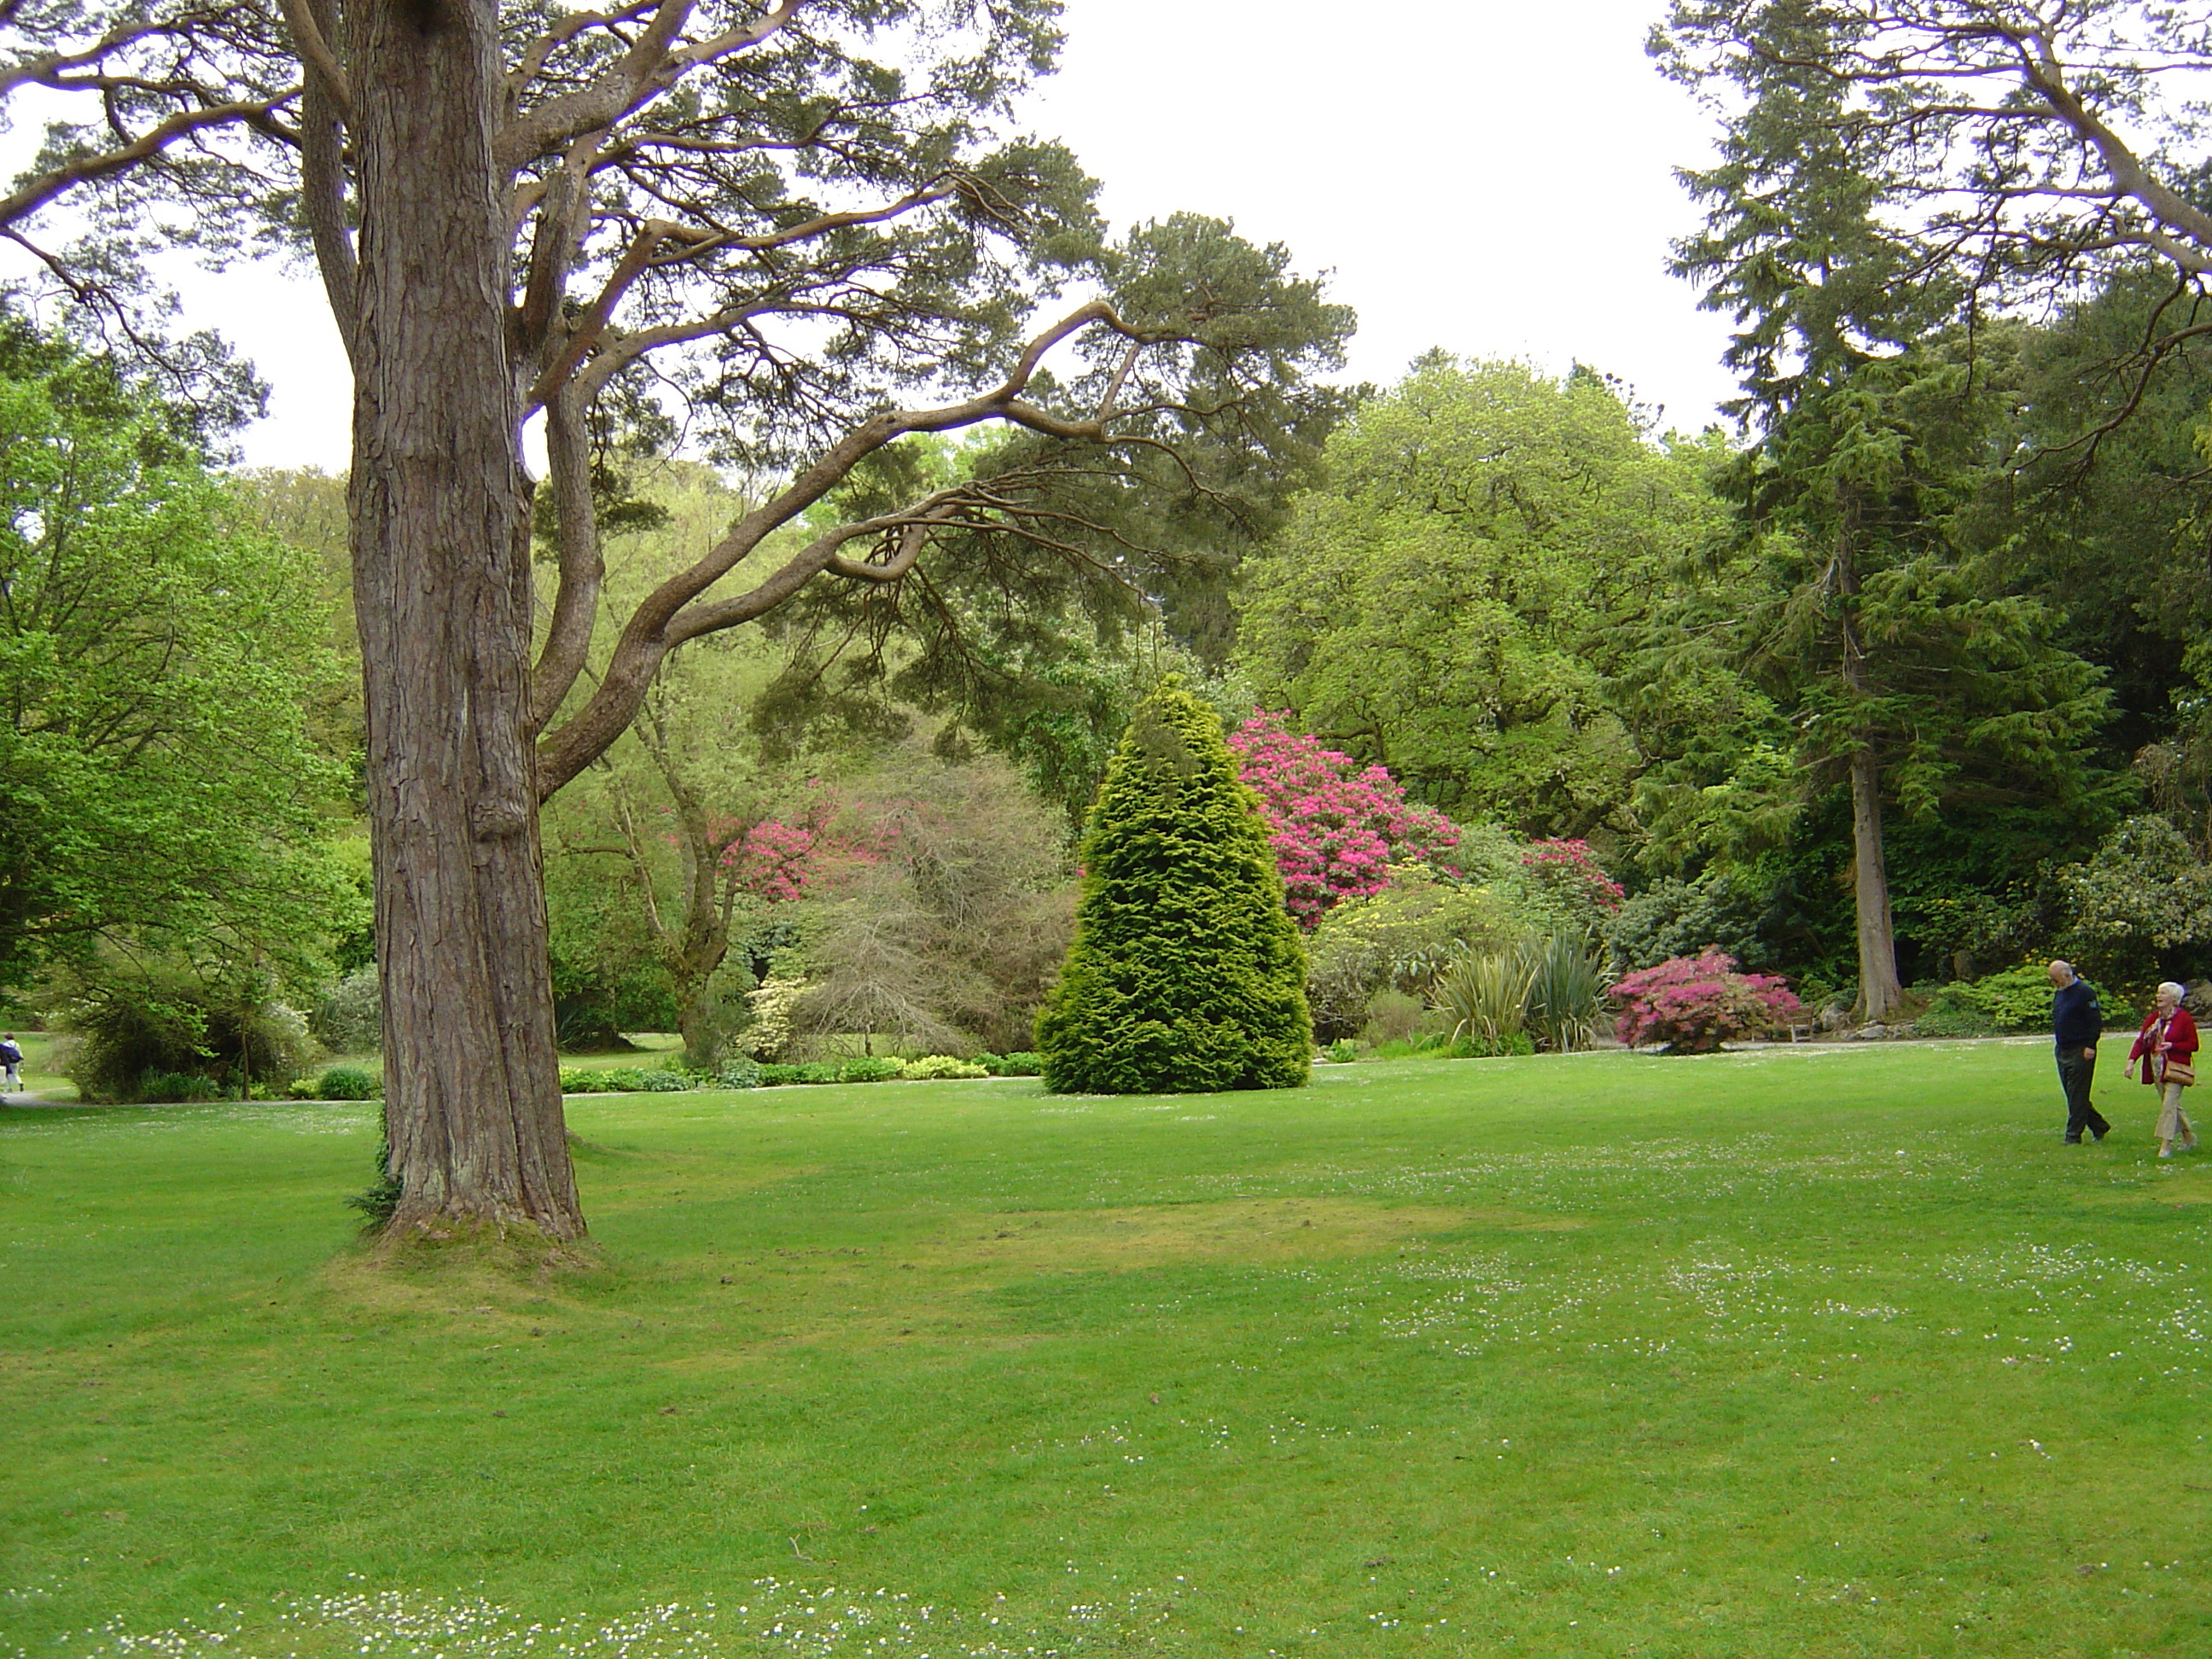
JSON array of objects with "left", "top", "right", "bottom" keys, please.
[
  {"left": 1665, "top": 0, "right": 2118, "bottom": 1016},
  {"left": 1037, "top": 678, "right": 1310, "bottom": 1094}
]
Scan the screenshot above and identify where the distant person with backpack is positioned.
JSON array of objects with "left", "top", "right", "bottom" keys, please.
[
  {"left": 2048, "top": 960, "right": 2109, "bottom": 1144},
  {"left": 0, "top": 1033, "right": 20, "bottom": 1095},
  {"left": 2129, "top": 981, "right": 2199, "bottom": 1160}
]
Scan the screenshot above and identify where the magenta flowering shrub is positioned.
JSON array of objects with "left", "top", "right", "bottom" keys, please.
[
  {"left": 712, "top": 786, "right": 869, "bottom": 904},
  {"left": 1609, "top": 949, "right": 1802, "bottom": 1052},
  {"left": 1227, "top": 711, "right": 1458, "bottom": 929},
  {"left": 725, "top": 818, "right": 818, "bottom": 902},
  {"left": 1522, "top": 837, "right": 1627, "bottom": 915}
]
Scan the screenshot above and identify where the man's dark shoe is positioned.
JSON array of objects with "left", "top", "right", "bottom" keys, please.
[{"left": 2064, "top": 1136, "right": 2082, "bottom": 1144}]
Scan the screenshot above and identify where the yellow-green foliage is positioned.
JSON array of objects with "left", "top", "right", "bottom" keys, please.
[
  {"left": 899, "top": 1054, "right": 990, "bottom": 1080},
  {"left": 1037, "top": 678, "right": 1310, "bottom": 1092},
  {"left": 1304, "top": 864, "right": 1517, "bottom": 1039}
]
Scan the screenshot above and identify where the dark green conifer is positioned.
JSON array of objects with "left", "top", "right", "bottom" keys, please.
[{"left": 1037, "top": 678, "right": 1310, "bottom": 1093}]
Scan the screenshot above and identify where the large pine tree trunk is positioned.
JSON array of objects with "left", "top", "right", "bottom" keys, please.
[
  {"left": 1848, "top": 748, "right": 1906, "bottom": 1022},
  {"left": 348, "top": 0, "right": 582, "bottom": 1240},
  {"left": 1830, "top": 492, "right": 1906, "bottom": 1026}
]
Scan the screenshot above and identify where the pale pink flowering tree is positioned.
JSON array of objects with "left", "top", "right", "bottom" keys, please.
[
  {"left": 1610, "top": 950, "right": 1801, "bottom": 1053},
  {"left": 1228, "top": 712, "right": 1458, "bottom": 929}
]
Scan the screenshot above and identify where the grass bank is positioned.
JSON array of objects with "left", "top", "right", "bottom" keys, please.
[{"left": 2, "top": 1041, "right": 2207, "bottom": 1656}]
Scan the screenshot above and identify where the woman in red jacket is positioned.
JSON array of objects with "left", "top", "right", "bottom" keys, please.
[{"left": 2128, "top": 981, "right": 2199, "bottom": 1159}]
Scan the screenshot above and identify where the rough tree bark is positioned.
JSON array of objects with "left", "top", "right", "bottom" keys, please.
[
  {"left": 348, "top": 0, "right": 579, "bottom": 1240},
  {"left": 1831, "top": 502, "right": 1906, "bottom": 1024},
  {"left": 1847, "top": 748, "right": 1906, "bottom": 1022}
]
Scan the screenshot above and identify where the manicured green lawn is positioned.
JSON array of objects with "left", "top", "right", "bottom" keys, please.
[{"left": 2, "top": 1041, "right": 2207, "bottom": 1656}]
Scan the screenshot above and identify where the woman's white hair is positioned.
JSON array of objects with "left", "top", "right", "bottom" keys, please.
[{"left": 2160, "top": 981, "right": 2188, "bottom": 1002}]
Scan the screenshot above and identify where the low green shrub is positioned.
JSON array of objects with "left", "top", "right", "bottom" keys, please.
[
  {"left": 710, "top": 1057, "right": 762, "bottom": 1090},
  {"left": 1966, "top": 964, "right": 2067, "bottom": 1033},
  {"left": 42, "top": 952, "right": 323, "bottom": 1103},
  {"left": 1324, "top": 1039, "right": 1360, "bottom": 1063},
  {"left": 558, "top": 1065, "right": 694, "bottom": 1093},
  {"left": 316, "top": 1066, "right": 381, "bottom": 1101},
  {"left": 2060, "top": 814, "right": 2212, "bottom": 985},
  {"left": 982, "top": 1051, "right": 1042, "bottom": 1076},
  {"left": 1369, "top": 1033, "right": 1448, "bottom": 1060},
  {"left": 1907, "top": 963, "right": 2073, "bottom": 1038},
  {"left": 745, "top": 1057, "right": 925, "bottom": 1086},
  {"left": 1450, "top": 1029, "right": 1535, "bottom": 1058},
  {"left": 1603, "top": 871, "right": 1770, "bottom": 976},
  {"left": 1359, "top": 988, "right": 1426, "bottom": 1047},
  {"left": 312, "top": 966, "right": 381, "bottom": 1054},
  {"left": 1305, "top": 869, "right": 1519, "bottom": 1042},
  {"left": 1910, "top": 986, "right": 2000, "bottom": 1038},
  {"left": 901, "top": 1054, "right": 990, "bottom": 1080},
  {"left": 141, "top": 1070, "right": 223, "bottom": 1103}
]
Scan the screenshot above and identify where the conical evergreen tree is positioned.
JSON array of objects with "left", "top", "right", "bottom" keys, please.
[{"left": 1037, "top": 678, "right": 1311, "bottom": 1093}]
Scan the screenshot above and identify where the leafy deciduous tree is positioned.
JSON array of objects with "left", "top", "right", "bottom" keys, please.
[
  {"left": 0, "top": 327, "right": 353, "bottom": 1000},
  {"left": 797, "top": 750, "right": 1073, "bottom": 1056},
  {"left": 1237, "top": 357, "right": 1728, "bottom": 837},
  {"left": 2060, "top": 813, "right": 2212, "bottom": 982}
]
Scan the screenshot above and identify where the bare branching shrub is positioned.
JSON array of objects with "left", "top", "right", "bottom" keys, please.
[{"left": 795, "top": 753, "right": 1075, "bottom": 1057}]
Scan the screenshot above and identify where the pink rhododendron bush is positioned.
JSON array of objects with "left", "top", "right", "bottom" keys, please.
[
  {"left": 1228, "top": 711, "right": 1458, "bottom": 928},
  {"left": 1521, "top": 837, "right": 1626, "bottom": 915},
  {"left": 1610, "top": 949, "right": 1802, "bottom": 1053}
]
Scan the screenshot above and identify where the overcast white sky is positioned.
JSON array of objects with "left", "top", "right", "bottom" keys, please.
[{"left": 125, "top": 0, "right": 1743, "bottom": 471}]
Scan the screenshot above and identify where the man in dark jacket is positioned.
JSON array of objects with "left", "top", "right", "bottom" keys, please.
[{"left": 2048, "top": 960, "right": 2109, "bottom": 1143}]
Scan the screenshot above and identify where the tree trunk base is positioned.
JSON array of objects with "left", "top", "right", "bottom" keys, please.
[{"left": 369, "top": 1210, "right": 602, "bottom": 1279}]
